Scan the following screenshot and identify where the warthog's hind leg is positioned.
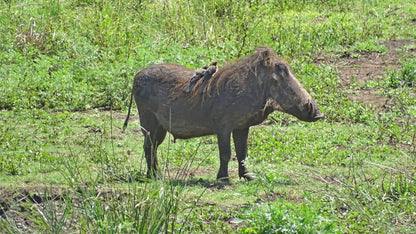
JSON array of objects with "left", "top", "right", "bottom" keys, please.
[{"left": 140, "top": 112, "right": 167, "bottom": 179}]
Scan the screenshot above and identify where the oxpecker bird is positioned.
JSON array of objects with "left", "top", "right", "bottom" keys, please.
[
  {"left": 199, "top": 61, "right": 218, "bottom": 94},
  {"left": 183, "top": 65, "right": 208, "bottom": 93}
]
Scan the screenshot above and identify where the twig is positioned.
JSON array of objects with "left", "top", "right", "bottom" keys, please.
[
  {"left": 363, "top": 160, "right": 410, "bottom": 176},
  {"left": 297, "top": 164, "right": 351, "bottom": 188}
]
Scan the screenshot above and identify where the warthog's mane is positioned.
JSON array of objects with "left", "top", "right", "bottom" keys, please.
[{"left": 174, "top": 47, "right": 286, "bottom": 99}]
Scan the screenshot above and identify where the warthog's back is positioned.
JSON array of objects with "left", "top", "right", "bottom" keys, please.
[{"left": 133, "top": 63, "right": 221, "bottom": 139}]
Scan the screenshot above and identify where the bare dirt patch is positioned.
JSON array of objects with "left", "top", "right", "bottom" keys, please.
[
  {"left": 315, "top": 40, "right": 416, "bottom": 108},
  {"left": 349, "top": 89, "right": 389, "bottom": 108}
]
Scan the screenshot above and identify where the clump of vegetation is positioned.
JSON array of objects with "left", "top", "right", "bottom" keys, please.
[
  {"left": 1, "top": 178, "right": 187, "bottom": 233},
  {"left": 239, "top": 200, "right": 336, "bottom": 233},
  {"left": 385, "top": 57, "right": 416, "bottom": 88},
  {"left": 325, "top": 164, "right": 416, "bottom": 232}
]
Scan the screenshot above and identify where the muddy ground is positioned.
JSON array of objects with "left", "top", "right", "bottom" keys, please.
[
  {"left": 315, "top": 39, "right": 416, "bottom": 107},
  {"left": 1, "top": 39, "right": 415, "bottom": 231}
]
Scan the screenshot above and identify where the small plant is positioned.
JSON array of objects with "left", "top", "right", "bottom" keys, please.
[
  {"left": 351, "top": 40, "right": 387, "bottom": 54},
  {"left": 385, "top": 57, "right": 416, "bottom": 88},
  {"left": 28, "top": 191, "right": 72, "bottom": 233}
]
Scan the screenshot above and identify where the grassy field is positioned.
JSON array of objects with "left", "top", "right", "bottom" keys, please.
[{"left": 1, "top": 0, "right": 416, "bottom": 232}]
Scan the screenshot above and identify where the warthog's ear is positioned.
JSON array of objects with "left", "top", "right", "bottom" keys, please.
[
  {"left": 257, "top": 46, "right": 269, "bottom": 55},
  {"left": 256, "top": 47, "right": 274, "bottom": 67}
]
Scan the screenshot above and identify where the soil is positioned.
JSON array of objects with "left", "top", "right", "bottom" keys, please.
[{"left": 315, "top": 39, "right": 416, "bottom": 108}]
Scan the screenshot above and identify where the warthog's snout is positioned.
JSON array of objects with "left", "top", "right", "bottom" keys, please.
[
  {"left": 288, "top": 100, "right": 324, "bottom": 122},
  {"left": 312, "top": 109, "right": 324, "bottom": 121},
  {"left": 305, "top": 100, "right": 324, "bottom": 122}
]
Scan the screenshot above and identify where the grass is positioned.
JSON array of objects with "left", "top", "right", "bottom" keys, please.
[{"left": 1, "top": 0, "right": 416, "bottom": 232}]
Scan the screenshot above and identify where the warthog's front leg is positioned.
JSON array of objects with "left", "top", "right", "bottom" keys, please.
[
  {"left": 216, "top": 131, "right": 231, "bottom": 182},
  {"left": 233, "top": 128, "right": 254, "bottom": 181}
]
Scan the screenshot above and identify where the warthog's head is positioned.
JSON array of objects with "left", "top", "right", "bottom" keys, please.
[{"left": 262, "top": 49, "right": 324, "bottom": 122}]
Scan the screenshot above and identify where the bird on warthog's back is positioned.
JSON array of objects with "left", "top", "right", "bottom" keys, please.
[
  {"left": 183, "top": 65, "right": 208, "bottom": 93},
  {"left": 199, "top": 61, "right": 218, "bottom": 94}
]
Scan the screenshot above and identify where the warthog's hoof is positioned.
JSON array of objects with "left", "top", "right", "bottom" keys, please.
[
  {"left": 146, "top": 171, "right": 162, "bottom": 180},
  {"left": 241, "top": 173, "right": 256, "bottom": 181},
  {"left": 216, "top": 176, "right": 231, "bottom": 185}
]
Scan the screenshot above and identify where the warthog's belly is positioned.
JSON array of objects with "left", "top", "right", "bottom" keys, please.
[
  {"left": 168, "top": 126, "right": 216, "bottom": 139},
  {"left": 153, "top": 106, "right": 218, "bottom": 139}
]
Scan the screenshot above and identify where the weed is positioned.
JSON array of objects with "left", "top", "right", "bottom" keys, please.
[{"left": 385, "top": 56, "right": 416, "bottom": 88}]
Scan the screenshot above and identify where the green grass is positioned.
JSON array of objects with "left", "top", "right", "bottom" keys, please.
[{"left": 1, "top": 0, "right": 416, "bottom": 232}]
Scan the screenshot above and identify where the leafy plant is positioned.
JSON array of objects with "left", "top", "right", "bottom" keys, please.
[{"left": 385, "top": 57, "right": 416, "bottom": 88}]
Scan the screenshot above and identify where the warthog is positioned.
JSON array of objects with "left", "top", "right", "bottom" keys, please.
[{"left": 124, "top": 47, "right": 323, "bottom": 182}]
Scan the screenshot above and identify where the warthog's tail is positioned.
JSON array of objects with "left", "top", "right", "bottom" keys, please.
[{"left": 123, "top": 87, "right": 134, "bottom": 132}]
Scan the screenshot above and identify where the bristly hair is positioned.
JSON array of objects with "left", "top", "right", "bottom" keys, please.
[
  {"left": 173, "top": 47, "right": 284, "bottom": 99},
  {"left": 204, "top": 47, "right": 284, "bottom": 95}
]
